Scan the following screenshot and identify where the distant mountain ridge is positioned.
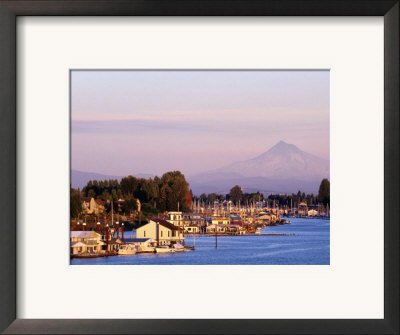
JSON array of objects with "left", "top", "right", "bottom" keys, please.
[
  {"left": 72, "top": 141, "right": 329, "bottom": 195},
  {"left": 71, "top": 170, "right": 153, "bottom": 190},
  {"left": 223, "top": 140, "right": 328, "bottom": 180},
  {"left": 188, "top": 141, "right": 329, "bottom": 195}
]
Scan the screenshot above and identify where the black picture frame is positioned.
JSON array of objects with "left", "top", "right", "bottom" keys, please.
[{"left": 0, "top": 1, "right": 398, "bottom": 334}]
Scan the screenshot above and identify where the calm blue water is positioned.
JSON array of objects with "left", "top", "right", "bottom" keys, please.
[{"left": 71, "top": 218, "right": 330, "bottom": 265}]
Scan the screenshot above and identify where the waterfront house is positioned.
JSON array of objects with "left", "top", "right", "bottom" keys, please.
[
  {"left": 225, "top": 225, "right": 247, "bottom": 235},
  {"left": 211, "top": 216, "right": 230, "bottom": 225},
  {"left": 70, "top": 241, "right": 87, "bottom": 255},
  {"left": 71, "top": 230, "right": 102, "bottom": 243},
  {"left": 183, "top": 213, "right": 204, "bottom": 233},
  {"left": 184, "top": 225, "right": 200, "bottom": 234},
  {"left": 136, "top": 219, "right": 184, "bottom": 245},
  {"left": 167, "top": 211, "right": 184, "bottom": 227},
  {"left": 70, "top": 230, "right": 103, "bottom": 254},
  {"left": 206, "top": 224, "right": 247, "bottom": 235},
  {"left": 183, "top": 213, "right": 203, "bottom": 223},
  {"left": 206, "top": 224, "right": 227, "bottom": 234}
]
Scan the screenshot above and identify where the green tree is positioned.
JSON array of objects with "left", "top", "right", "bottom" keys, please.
[
  {"left": 124, "top": 198, "right": 138, "bottom": 214},
  {"left": 207, "top": 193, "right": 218, "bottom": 204},
  {"left": 318, "top": 178, "right": 330, "bottom": 205},
  {"left": 159, "top": 171, "right": 190, "bottom": 211},
  {"left": 135, "top": 178, "right": 159, "bottom": 203},
  {"left": 229, "top": 185, "right": 243, "bottom": 205},
  {"left": 158, "top": 183, "right": 169, "bottom": 211},
  {"left": 111, "top": 189, "right": 118, "bottom": 201},
  {"left": 87, "top": 189, "right": 96, "bottom": 198},
  {"left": 141, "top": 203, "right": 158, "bottom": 218},
  {"left": 120, "top": 175, "right": 138, "bottom": 199},
  {"left": 70, "top": 188, "right": 82, "bottom": 219}
]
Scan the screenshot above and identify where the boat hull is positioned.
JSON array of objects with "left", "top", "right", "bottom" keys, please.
[
  {"left": 118, "top": 250, "right": 136, "bottom": 255},
  {"left": 118, "top": 245, "right": 137, "bottom": 255},
  {"left": 156, "top": 247, "right": 175, "bottom": 253},
  {"left": 137, "top": 246, "right": 156, "bottom": 253}
]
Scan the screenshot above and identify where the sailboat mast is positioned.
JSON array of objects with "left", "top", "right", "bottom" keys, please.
[{"left": 111, "top": 200, "right": 114, "bottom": 226}]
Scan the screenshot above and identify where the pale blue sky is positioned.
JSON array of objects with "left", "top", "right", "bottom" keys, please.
[{"left": 71, "top": 70, "right": 329, "bottom": 176}]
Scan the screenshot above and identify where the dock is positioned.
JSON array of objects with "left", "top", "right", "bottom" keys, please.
[{"left": 185, "top": 233, "right": 294, "bottom": 237}]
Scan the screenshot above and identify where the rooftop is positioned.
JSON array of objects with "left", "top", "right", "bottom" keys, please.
[
  {"left": 71, "top": 231, "right": 101, "bottom": 238},
  {"left": 151, "top": 218, "right": 179, "bottom": 231},
  {"left": 124, "top": 238, "right": 151, "bottom": 243}
]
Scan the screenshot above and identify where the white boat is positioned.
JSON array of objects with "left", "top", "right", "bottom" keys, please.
[
  {"left": 118, "top": 244, "right": 137, "bottom": 255},
  {"left": 255, "top": 227, "right": 262, "bottom": 234},
  {"left": 173, "top": 243, "right": 185, "bottom": 252},
  {"left": 155, "top": 245, "right": 175, "bottom": 253},
  {"left": 137, "top": 245, "right": 156, "bottom": 253}
]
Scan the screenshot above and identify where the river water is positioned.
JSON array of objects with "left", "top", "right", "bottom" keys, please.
[{"left": 70, "top": 217, "right": 330, "bottom": 265}]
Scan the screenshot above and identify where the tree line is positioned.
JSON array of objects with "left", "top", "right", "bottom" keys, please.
[
  {"left": 70, "top": 171, "right": 192, "bottom": 219},
  {"left": 192, "top": 179, "right": 330, "bottom": 207},
  {"left": 71, "top": 174, "right": 330, "bottom": 219}
]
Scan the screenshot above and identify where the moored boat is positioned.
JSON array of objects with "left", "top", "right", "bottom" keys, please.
[
  {"left": 173, "top": 243, "right": 185, "bottom": 252},
  {"left": 155, "top": 245, "right": 175, "bottom": 253},
  {"left": 71, "top": 252, "right": 105, "bottom": 259},
  {"left": 118, "top": 244, "right": 137, "bottom": 255},
  {"left": 136, "top": 246, "right": 156, "bottom": 253}
]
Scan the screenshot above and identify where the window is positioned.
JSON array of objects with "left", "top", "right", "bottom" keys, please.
[
  {"left": 168, "top": 231, "right": 170, "bottom": 237},
  {"left": 161, "top": 231, "right": 163, "bottom": 237},
  {"left": 144, "top": 231, "right": 146, "bottom": 237}
]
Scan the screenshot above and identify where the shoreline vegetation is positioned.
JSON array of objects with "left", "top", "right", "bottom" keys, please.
[{"left": 70, "top": 171, "right": 329, "bottom": 259}]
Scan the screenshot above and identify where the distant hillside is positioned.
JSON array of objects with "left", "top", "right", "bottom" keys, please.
[
  {"left": 72, "top": 141, "right": 329, "bottom": 195},
  {"left": 71, "top": 170, "right": 122, "bottom": 190},
  {"left": 188, "top": 141, "right": 329, "bottom": 195},
  {"left": 71, "top": 170, "right": 154, "bottom": 190}
]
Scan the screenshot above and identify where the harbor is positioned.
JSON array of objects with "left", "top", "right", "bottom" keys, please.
[
  {"left": 69, "top": 71, "right": 331, "bottom": 266},
  {"left": 70, "top": 195, "right": 330, "bottom": 262},
  {"left": 71, "top": 217, "right": 330, "bottom": 265}
]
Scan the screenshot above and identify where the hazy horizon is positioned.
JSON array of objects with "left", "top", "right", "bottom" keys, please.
[{"left": 71, "top": 70, "right": 329, "bottom": 177}]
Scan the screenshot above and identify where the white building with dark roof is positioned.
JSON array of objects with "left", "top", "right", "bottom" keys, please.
[
  {"left": 70, "top": 231, "right": 104, "bottom": 255},
  {"left": 136, "top": 219, "right": 184, "bottom": 246}
]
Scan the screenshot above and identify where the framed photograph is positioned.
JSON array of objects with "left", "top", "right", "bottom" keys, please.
[
  {"left": 69, "top": 69, "right": 330, "bottom": 266},
  {"left": 0, "top": 0, "right": 398, "bottom": 334}
]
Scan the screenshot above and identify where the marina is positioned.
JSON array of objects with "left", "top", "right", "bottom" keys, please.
[
  {"left": 71, "top": 217, "right": 330, "bottom": 265},
  {"left": 69, "top": 71, "right": 331, "bottom": 267}
]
